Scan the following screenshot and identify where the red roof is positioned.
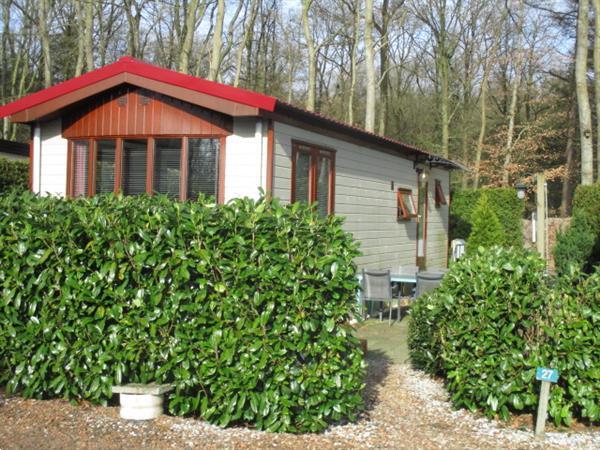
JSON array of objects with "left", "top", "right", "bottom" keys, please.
[
  {"left": 0, "top": 57, "right": 462, "bottom": 169},
  {"left": 0, "top": 56, "right": 277, "bottom": 119}
]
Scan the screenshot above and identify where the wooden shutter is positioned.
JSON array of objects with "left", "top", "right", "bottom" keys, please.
[
  {"left": 187, "top": 138, "right": 219, "bottom": 199},
  {"left": 153, "top": 138, "right": 182, "bottom": 199},
  {"left": 71, "top": 140, "right": 89, "bottom": 197},
  {"left": 121, "top": 139, "right": 148, "bottom": 195}
]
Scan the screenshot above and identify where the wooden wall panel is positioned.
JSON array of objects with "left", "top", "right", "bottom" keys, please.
[{"left": 62, "top": 86, "right": 233, "bottom": 138}]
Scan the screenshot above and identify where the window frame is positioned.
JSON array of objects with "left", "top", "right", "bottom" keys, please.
[
  {"left": 435, "top": 179, "right": 447, "bottom": 207},
  {"left": 67, "top": 134, "right": 226, "bottom": 202},
  {"left": 291, "top": 140, "right": 336, "bottom": 215},
  {"left": 397, "top": 188, "right": 416, "bottom": 221}
]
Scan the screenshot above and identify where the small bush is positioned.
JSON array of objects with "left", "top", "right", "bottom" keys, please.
[
  {"left": 467, "top": 194, "right": 505, "bottom": 251},
  {"left": 554, "top": 211, "right": 596, "bottom": 274},
  {"left": 409, "top": 246, "right": 599, "bottom": 425},
  {"left": 0, "top": 192, "right": 365, "bottom": 433},
  {"left": 450, "top": 188, "right": 524, "bottom": 247},
  {"left": 0, "top": 157, "right": 28, "bottom": 193}
]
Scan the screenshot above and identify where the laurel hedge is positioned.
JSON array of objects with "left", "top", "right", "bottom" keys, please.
[
  {"left": 0, "top": 157, "right": 28, "bottom": 193},
  {"left": 409, "top": 246, "right": 599, "bottom": 426},
  {"left": 0, "top": 192, "right": 365, "bottom": 433}
]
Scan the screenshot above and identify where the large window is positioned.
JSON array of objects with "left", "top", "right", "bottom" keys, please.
[
  {"left": 291, "top": 141, "right": 335, "bottom": 215},
  {"left": 67, "top": 137, "right": 223, "bottom": 201}
]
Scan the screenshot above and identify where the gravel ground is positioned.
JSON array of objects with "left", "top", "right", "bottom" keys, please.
[{"left": 1, "top": 353, "right": 598, "bottom": 450}]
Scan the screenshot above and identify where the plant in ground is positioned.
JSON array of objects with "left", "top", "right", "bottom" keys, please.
[
  {"left": 467, "top": 194, "right": 505, "bottom": 251},
  {"left": 0, "top": 191, "right": 365, "bottom": 433},
  {"left": 554, "top": 210, "right": 595, "bottom": 275},
  {"left": 409, "top": 246, "right": 599, "bottom": 425}
]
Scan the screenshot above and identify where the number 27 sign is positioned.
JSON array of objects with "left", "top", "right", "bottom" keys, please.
[{"left": 536, "top": 367, "right": 559, "bottom": 383}]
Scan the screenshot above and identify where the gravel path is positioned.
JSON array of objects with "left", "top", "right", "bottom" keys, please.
[{"left": 1, "top": 354, "right": 598, "bottom": 450}]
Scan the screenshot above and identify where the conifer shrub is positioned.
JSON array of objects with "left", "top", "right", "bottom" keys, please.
[
  {"left": 409, "top": 246, "right": 599, "bottom": 425},
  {"left": 0, "top": 192, "right": 365, "bottom": 433},
  {"left": 466, "top": 194, "right": 505, "bottom": 251},
  {"left": 450, "top": 188, "right": 523, "bottom": 247}
]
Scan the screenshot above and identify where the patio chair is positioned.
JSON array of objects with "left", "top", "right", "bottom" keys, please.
[
  {"left": 361, "top": 269, "right": 399, "bottom": 326},
  {"left": 415, "top": 270, "right": 447, "bottom": 298}
]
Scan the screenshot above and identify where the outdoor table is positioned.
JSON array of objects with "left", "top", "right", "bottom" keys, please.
[{"left": 356, "top": 273, "right": 417, "bottom": 305}]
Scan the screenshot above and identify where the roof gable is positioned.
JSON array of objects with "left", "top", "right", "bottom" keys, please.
[{"left": 0, "top": 57, "right": 277, "bottom": 121}]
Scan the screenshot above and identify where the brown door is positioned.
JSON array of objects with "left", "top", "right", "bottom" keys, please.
[{"left": 416, "top": 174, "right": 428, "bottom": 270}]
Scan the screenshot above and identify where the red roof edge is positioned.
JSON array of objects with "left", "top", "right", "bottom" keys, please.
[{"left": 0, "top": 56, "right": 277, "bottom": 119}]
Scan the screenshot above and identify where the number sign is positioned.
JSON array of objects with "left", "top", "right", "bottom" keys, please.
[{"left": 535, "top": 367, "right": 559, "bottom": 383}]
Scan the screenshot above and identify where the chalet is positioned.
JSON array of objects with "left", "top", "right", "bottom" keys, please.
[{"left": 0, "top": 57, "right": 461, "bottom": 270}]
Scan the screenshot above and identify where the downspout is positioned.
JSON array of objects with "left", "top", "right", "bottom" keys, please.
[{"left": 32, "top": 122, "right": 41, "bottom": 194}]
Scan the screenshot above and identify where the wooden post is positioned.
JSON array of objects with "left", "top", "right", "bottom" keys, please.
[
  {"left": 536, "top": 173, "right": 546, "bottom": 259},
  {"left": 535, "top": 380, "right": 551, "bottom": 438}
]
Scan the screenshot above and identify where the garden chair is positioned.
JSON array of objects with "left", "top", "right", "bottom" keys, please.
[
  {"left": 361, "top": 269, "right": 399, "bottom": 326},
  {"left": 415, "top": 270, "right": 447, "bottom": 298}
]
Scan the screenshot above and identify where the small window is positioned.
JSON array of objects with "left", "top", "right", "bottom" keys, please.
[
  {"left": 188, "top": 138, "right": 219, "bottom": 200},
  {"left": 154, "top": 138, "right": 182, "bottom": 199},
  {"left": 397, "top": 189, "right": 416, "bottom": 221},
  {"left": 95, "top": 140, "right": 116, "bottom": 194},
  {"left": 121, "top": 139, "right": 148, "bottom": 195},
  {"left": 70, "top": 140, "right": 89, "bottom": 197},
  {"left": 435, "top": 179, "right": 447, "bottom": 207}
]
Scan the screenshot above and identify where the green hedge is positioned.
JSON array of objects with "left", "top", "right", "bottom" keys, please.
[
  {"left": 409, "top": 247, "right": 599, "bottom": 425},
  {"left": 0, "top": 192, "right": 365, "bottom": 433},
  {"left": 466, "top": 194, "right": 505, "bottom": 251},
  {"left": 0, "top": 157, "right": 28, "bottom": 193},
  {"left": 450, "top": 188, "right": 524, "bottom": 247},
  {"left": 554, "top": 184, "right": 600, "bottom": 274}
]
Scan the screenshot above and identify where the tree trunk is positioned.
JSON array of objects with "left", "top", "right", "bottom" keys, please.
[
  {"left": 38, "top": 0, "right": 52, "bottom": 87},
  {"left": 377, "top": 0, "right": 392, "bottom": 135},
  {"left": 473, "top": 66, "right": 489, "bottom": 189},
  {"left": 84, "top": 0, "right": 94, "bottom": 71},
  {"left": 576, "top": 0, "right": 594, "bottom": 185},
  {"left": 208, "top": 0, "right": 225, "bottom": 81},
  {"left": 347, "top": 0, "right": 360, "bottom": 125},
  {"left": 74, "top": 0, "right": 85, "bottom": 76},
  {"left": 233, "top": 0, "right": 258, "bottom": 87},
  {"left": 501, "top": 0, "right": 524, "bottom": 186},
  {"left": 594, "top": 0, "right": 600, "bottom": 181},
  {"left": 178, "top": 0, "right": 200, "bottom": 74},
  {"left": 560, "top": 101, "right": 577, "bottom": 217},
  {"left": 125, "top": 0, "right": 141, "bottom": 58},
  {"left": 302, "top": 0, "right": 316, "bottom": 111},
  {"left": 364, "top": 0, "right": 376, "bottom": 132}
]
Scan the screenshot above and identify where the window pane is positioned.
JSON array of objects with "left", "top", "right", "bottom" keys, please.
[
  {"left": 95, "top": 140, "right": 115, "bottom": 194},
  {"left": 294, "top": 151, "right": 311, "bottom": 204},
  {"left": 72, "top": 140, "right": 88, "bottom": 197},
  {"left": 402, "top": 192, "right": 415, "bottom": 215},
  {"left": 316, "top": 156, "right": 331, "bottom": 216},
  {"left": 154, "top": 138, "right": 181, "bottom": 199},
  {"left": 122, "top": 139, "right": 147, "bottom": 195},
  {"left": 188, "top": 138, "right": 219, "bottom": 200}
]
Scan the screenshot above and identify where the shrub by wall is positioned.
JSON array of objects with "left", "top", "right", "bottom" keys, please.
[
  {"left": 409, "top": 246, "right": 599, "bottom": 425},
  {"left": 0, "top": 192, "right": 365, "bottom": 433},
  {"left": 450, "top": 188, "right": 524, "bottom": 247},
  {"left": 0, "top": 157, "right": 28, "bottom": 193},
  {"left": 554, "top": 183, "right": 600, "bottom": 274}
]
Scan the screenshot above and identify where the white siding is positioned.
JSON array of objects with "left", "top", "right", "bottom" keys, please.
[
  {"left": 426, "top": 168, "right": 450, "bottom": 269},
  {"left": 224, "top": 117, "right": 267, "bottom": 201},
  {"left": 39, "top": 118, "right": 68, "bottom": 196},
  {"left": 273, "top": 121, "right": 450, "bottom": 270}
]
